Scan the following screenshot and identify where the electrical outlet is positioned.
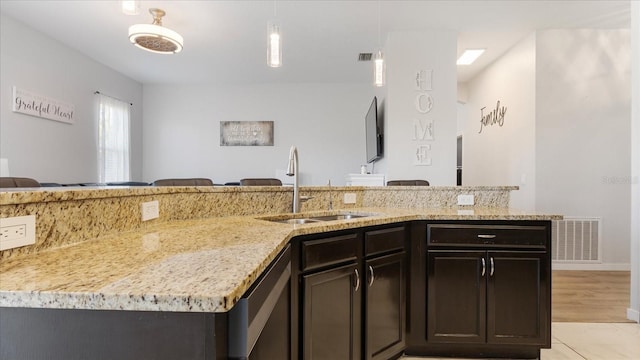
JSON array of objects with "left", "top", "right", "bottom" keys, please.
[
  {"left": 141, "top": 201, "right": 159, "bottom": 221},
  {"left": 343, "top": 193, "right": 357, "bottom": 204},
  {"left": 0, "top": 215, "right": 36, "bottom": 250},
  {"left": 457, "top": 194, "right": 475, "bottom": 206}
]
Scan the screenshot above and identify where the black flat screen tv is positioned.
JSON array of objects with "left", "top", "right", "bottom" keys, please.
[{"left": 365, "top": 96, "right": 383, "bottom": 163}]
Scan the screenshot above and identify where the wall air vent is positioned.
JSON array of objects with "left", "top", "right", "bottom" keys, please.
[
  {"left": 552, "top": 217, "right": 602, "bottom": 263},
  {"left": 358, "top": 53, "right": 373, "bottom": 62}
]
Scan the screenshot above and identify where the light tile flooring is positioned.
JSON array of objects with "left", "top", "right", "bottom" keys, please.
[{"left": 403, "top": 322, "right": 640, "bottom": 360}]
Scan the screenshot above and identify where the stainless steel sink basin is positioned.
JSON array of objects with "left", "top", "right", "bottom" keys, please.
[
  {"left": 260, "top": 212, "right": 373, "bottom": 224},
  {"left": 308, "top": 214, "right": 369, "bottom": 221},
  {"left": 277, "top": 218, "right": 322, "bottom": 224}
]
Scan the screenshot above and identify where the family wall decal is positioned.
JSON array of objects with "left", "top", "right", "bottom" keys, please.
[{"left": 479, "top": 100, "right": 507, "bottom": 134}]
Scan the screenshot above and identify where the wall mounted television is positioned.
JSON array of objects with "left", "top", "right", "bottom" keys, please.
[{"left": 365, "top": 96, "right": 383, "bottom": 163}]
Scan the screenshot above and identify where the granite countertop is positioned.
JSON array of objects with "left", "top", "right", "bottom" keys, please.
[{"left": 0, "top": 207, "right": 560, "bottom": 313}]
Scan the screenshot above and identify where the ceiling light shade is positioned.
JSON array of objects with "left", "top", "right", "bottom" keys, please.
[
  {"left": 121, "top": 0, "right": 140, "bottom": 15},
  {"left": 457, "top": 49, "right": 485, "bottom": 65},
  {"left": 128, "top": 8, "right": 183, "bottom": 54},
  {"left": 267, "top": 22, "right": 282, "bottom": 67},
  {"left": 374, "top": 49, "right": 386, "bottom": 87}
]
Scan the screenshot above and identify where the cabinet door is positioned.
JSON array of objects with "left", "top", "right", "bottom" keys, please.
[
  {"left": 487, "top": 251, "right": 549, "bottom": 346},
  {"left": 427, "top": 251, "right": 486, "bottom": 344},
  {"left": 302, "top": 263, "right": 362, "bottom": 360},
  {"left": 365, "top": 252, "right": 406, "bottom": 360}
]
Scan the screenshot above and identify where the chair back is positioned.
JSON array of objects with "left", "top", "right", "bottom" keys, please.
[
  {"left": 386, "top": 180, "right": 430, "bottom": 186},
  {"left": 153, "top": 178, "right": 214, "bottom": 186},
  {"left": 240, "top": 178, "right": 283, "bottom": 186},
  {"left": 0, "top": 177, "right": 41, "bottom": 188},
  {"left": 107, "top": 181, "right": 150, "bottom": 186}
]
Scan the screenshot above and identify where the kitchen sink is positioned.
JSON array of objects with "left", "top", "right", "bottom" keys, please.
[
  {"left": 278, "top": 218, "right": 323, "bottom": 224},
  {"left": 307, "top": 214, "right": 369, "bottom": 221},
  {"left": 260, "top": 212, "right": 373, "bottom": 224}
]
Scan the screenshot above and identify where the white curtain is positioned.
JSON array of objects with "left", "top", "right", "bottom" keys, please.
[{"left": 97, "top": 94, "right": 130, "bottom": 183}]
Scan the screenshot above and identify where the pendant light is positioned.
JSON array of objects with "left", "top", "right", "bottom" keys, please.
[
  {"left": 374, "top": 49, "right": 385, "bottom": 87},
  {"left": 374, "top": 0, "right": 385, "bottom": 87},
  {"left": 129, "top": 8, "right": 183, "bottom": 54},
  {"left": 267, "top": 1, "right": 282, "bottom": 67}
]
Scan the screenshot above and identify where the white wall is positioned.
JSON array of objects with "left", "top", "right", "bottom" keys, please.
[
  {"left": 379, "top": 31, "right": 457, "bottom": 185},
  {"left": 142, "top": 83, "right": 377, "bottom": 185},
  {"left": 462, "top": 34, "right": 537, "bottom": 210},
  {"left": 630, "top": 0, "right": 640, "bottom": 323},
  {"left": 536, "top": 29, "right": 631, "bottom": 268},
  {"left": 0, "top": 14, "right": 143, "bottom": 184}
]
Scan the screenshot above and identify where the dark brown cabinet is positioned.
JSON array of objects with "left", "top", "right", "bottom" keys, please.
[
  {"left": 364, "top": 227, "right": 407, "bottom": 360},
  {"left": 427, "top": 250, "right": 548, "bottom": 346},
  {"left": 303, "top": 263, "right": 362, "bottom": 360},
  {"left": 407, "top": 221, "right": 551, "bottom": 359},
  {"left": 296, "top": 225, "right": 407, "bottom": 360},
  {"left": 365, "top": 252, "right": 406, "bottom": 360},
  {"left": 427, "top": 250, "right": 486, "bottom": 344},
  {"left": 487, "top": 251, "right": 548, "bottom": 345}
]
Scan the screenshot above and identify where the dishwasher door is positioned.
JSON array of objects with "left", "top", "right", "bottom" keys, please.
[{"left": 228, "top": 245, "right": 291, "bottom": 359}]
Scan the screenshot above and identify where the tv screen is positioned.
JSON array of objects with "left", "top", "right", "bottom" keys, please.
[{"left": 365, "top": 96, "right": 382, "bottom": 163}]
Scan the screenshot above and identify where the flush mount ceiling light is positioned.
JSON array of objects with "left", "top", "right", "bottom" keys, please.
[
  {"left": 128, "top": 8, "right": 183, "bottom": 54},
  {"left": 457, "top": 49, "right": 485, "bottom": 65}
]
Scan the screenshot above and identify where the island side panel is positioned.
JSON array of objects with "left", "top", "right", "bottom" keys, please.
[{"left": 0, "top": 307, "right": 225, "bottom": 360}]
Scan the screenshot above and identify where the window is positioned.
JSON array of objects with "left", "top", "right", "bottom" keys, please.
[{"left": 97, "top": 94, "right": 130, "bottom": 183}]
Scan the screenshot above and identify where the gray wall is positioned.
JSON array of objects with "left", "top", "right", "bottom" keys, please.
[
  {"left": 461, "top": 29, "right": 631, "bottom": 269},
  {"left": 0, "top": 14, "right": 143, "bottom": 184},
  {"left": 630, "top": 0, "right": 639, "bottom": 323},
  {"left": 536, "top": 29, "right": 631, "bottom": 268},
  {"left": 142, "top": 83, "right": 379, "bottom": 185},
  {"left": 462, "top": 33, "right": 536, "bottom": 210},
  {"left": 377, "top": 31, "right": 458, "bottom": 186}
]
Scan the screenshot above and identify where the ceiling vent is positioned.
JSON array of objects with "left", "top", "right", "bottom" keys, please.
[{"left": 358, "top": 53, "right": 373, "bottom": 62}]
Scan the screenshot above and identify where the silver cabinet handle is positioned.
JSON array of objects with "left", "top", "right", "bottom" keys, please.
[
  {"left": 354, "top": 268, "right": 360, "bottom": 292},
  {"left": 368, "top": 265, "right": 375, "bottom": 287},
  {"left": 490, "top": 257, "right": 495, "bottom": 277},
  {"left": 481, "top": 258, "right": 486, "bottom": 277},
  {"left": 478, "top": 234, "right": 497, "bottom": 239}
]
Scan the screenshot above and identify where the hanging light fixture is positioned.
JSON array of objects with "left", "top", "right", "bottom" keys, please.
[
  {"left": 374, "top": 49, "right": 385, "bottom": 87},
  {"left": 128, "top": 8, "right": 183, "bottom": 54},
  {"left": 267, "top": 1, "right": 282, "bottom": 67},
  {"left": 374, "top": 1, "right": 385, "bottom": 87}
]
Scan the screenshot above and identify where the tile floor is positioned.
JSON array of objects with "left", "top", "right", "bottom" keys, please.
[{"left": 402, "top": 322, "right": 640, "bottom": 360}]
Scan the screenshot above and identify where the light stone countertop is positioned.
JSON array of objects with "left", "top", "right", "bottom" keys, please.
[{"left": 0, "top": 207, "right": 559, "bottom": 313}]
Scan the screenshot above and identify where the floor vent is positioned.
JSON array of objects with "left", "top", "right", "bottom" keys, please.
[{"left": 552, "top": 217, "right": 602, "bottom": 263}]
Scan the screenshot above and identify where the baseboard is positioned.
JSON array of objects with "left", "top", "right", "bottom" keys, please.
[
  {"left": 552, "top": 262, "right": 631, "bottom": 271},
  {"left": 627, "top": 308, "right": 640, "bottom": 323}
]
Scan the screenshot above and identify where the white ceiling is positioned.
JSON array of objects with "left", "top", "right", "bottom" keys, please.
[{"left": 0, "top": 0, "right": 631, "bottom": 85}]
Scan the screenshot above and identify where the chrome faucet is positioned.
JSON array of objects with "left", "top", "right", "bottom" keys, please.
[{"left": 286, "top": 146, "right": 301, "bottom": 213}]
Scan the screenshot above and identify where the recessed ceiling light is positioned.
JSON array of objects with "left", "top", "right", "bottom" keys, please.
[{"left": 457, "top": 49, "right": 485, "bottom": 65}]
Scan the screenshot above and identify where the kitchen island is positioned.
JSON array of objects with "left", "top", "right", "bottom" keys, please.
[{"left": 0, "top": 186, "right": 560, "bottom": 359}]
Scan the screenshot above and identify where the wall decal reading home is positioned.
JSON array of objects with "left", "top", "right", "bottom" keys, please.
[
  {"left": 12, "top": 86, "right": 75, "bottom": 124},
  {"left": 479, "top": 100, "right": 507, "bottom": 134}
]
